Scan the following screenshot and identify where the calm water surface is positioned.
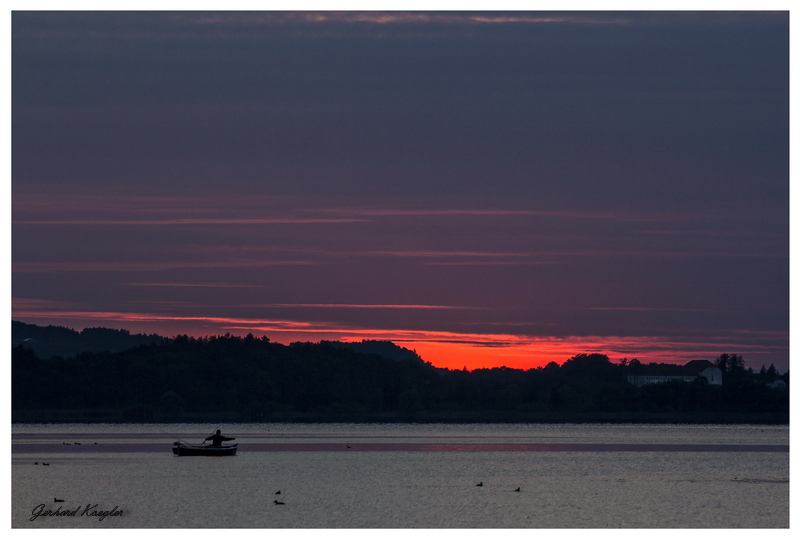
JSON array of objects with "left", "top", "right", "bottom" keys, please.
[{"left": 12, "top": 423, "right": 789, "bottom": 528}]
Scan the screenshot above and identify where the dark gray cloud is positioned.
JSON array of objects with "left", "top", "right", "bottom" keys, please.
[
  {"left": 11, "top": 11, "right": 789, "bottom": 369},
  {"left": 13, "top": 11, "right": 788, "bottom": 205}
]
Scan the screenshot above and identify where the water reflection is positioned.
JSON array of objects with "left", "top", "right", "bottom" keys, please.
[{"left": 12, "top": 423, "right": 789, "bottom": 528}]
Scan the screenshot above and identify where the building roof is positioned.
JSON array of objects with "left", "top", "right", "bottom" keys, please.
[
  {"left": 683, "top": 359, "right": 717, "bottom": 372},
  {"left": 631, "top": 359, "right": 720, "bottom": 376}
]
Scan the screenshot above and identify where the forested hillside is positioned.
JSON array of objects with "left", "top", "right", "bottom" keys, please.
[{"left": 11, "top": 320, "right": 165, "bottom": 359}]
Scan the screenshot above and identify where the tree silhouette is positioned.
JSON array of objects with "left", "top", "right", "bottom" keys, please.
[{"left": 10, "top": 323, "right": 789, "bottom": 423}]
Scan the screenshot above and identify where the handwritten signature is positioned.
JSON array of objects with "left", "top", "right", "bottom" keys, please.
[{"left": 30, "top": 503, "right": 123, "bottom": 522}]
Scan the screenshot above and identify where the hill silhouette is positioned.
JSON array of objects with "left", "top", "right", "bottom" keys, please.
[
  {"left": 321, "top": 339, "right": 425, "bottom": 364},
  {"left": 12, "top": 320, "right": 165, "bottom": 359}
]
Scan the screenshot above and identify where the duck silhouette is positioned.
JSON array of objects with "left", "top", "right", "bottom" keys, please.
[
  {"left": 275, "top": 490, "right": 281, "bottom": 495},
  {"left": 514, "top": 487, "right": 521, "bottom": 492},
  {"left": 54, "top": 498, "right": 64, "bottom": 503},
  {"left": 42, "top": 463, "right": 50, "bottom": 466},
  {"left": 476, "top": 482, "right": 483, "bottom": 487},
  {"left": 274, "top": 500, "right": 285, "bottom": 505}
]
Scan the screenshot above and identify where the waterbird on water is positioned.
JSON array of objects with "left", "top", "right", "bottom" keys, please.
[
  {"left": 274, "top": 500, "right": 285, "bottom": 505},
  {"left": 476, "top": 482, "right": 483, "bottom": 487},
  {"left": 275, "top": 491, "right": 281, "bottom": 495},
  {"left": 42, "top": 463, "right": 50, "bottom": 466},
  {"left": 54, "top": 498, "right": 64, "bottom": 503},
  {"left": 515, "top": 487, "right": 521, "bottom": 492}
]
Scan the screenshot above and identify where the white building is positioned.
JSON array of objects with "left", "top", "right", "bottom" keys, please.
[{"left": 627, "top": 360, "right": 722, "bottom": 387}]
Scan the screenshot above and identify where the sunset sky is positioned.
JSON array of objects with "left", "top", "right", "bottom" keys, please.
[{"left": 11, "top": 10, "right": 789, "bottom": 371}]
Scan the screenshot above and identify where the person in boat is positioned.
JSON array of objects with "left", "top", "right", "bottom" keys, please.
[{"left": 205, "top": 430, "right": 236, "bottom": 447}]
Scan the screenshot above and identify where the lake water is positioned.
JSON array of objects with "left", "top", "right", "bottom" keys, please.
[{"left": 11, "top": 423, "right": 789, "bottom": 528}]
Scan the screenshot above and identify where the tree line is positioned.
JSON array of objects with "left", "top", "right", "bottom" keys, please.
[{"left": 12, "top": 331, "right": 789, "bottom": 424}]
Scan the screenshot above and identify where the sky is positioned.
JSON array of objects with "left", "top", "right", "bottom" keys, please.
[{"left": 10, "top": 9, "right": 790, "bottom": 371}]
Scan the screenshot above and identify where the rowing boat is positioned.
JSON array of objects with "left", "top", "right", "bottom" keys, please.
[{"left": 172, "top": 443, "right": 238, "bottom": 456}]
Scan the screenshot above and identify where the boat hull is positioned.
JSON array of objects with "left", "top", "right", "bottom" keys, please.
[{"left": 172, "top": 444, "right": 238, "bottom": 456}]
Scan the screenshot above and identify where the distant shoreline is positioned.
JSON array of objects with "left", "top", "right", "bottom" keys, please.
[{"left": 11, "top": 410, "right": 789, "bottom": 425}]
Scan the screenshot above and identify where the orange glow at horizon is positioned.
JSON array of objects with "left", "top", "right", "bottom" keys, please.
[
  {"left": 12, "top": 303, "right": 783, "bottom": 370},
  {"left": 389, "top": 337, "right": 690, "bottom": 371},
  {"left": 397, "top": 341, "right": 569, "bottom": 371}
]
